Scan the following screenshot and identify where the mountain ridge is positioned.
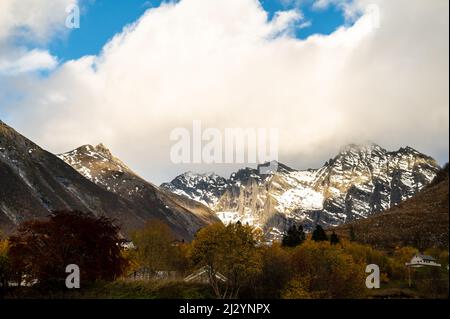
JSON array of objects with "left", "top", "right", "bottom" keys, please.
[
  {"left": 161, "top": 143, "right": 440, "bottom": 239},
  {"left": 332, "top": 163, "right": 449, "bottom": 250}
]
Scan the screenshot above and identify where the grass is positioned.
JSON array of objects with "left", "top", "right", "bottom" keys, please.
[
  {"left": 4, "top": 278, "right": 447, "bottom": 299},
  {"left": 4, "top": 279, "right": 214, "bottom": 299}
]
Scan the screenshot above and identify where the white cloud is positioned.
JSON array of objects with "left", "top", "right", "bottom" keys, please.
[
  {"left": 0, "top": 49, "right": 58, "bottom": 75},
  {"left": 0, "top": 0, "right": 77, "bottom": 43},
  {"left": 0, "top": 0, "right": 77, "bottom": 74},
  {"left": 2, "top": 0, "right": 449, "bottom": 184}
]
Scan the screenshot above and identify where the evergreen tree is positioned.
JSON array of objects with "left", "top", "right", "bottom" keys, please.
[
  {"left": 282, "top": 224, "right": 306, "bottom": 247},
  {"left": 297, "top": 225, "right": 306, "bottom": 244},
  {"left": 330, "top": 232, "right": 340, "bottom": 245},
  {"left": 349, "top": 226, "right": 356, "bottom": 242},
  {"left": 311, "top": 225, "right": 328, "bottom": 242}
]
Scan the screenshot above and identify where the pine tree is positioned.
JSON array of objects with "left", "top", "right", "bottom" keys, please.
[
  {"left": 330, "top": 232, "right": 340, "bottom": 245},
  {"left": 311, "top": 225, "right": 328, "bottom": 242},
  {"left": 349, "top": 226, "right": 356, "bottom": 242},
  {"left": 297, "top": 225, "right": 306, "bottom": 244},
  {"left": 282, "top": 224, "right": 305, "bottom": 247}
]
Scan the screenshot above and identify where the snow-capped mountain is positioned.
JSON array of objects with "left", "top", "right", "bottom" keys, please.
[
  {"left": 0, "top": 120, "right": 146, "bottom": 235},
  {"left": 161, "top": 143, "right": 440, "bottom": 239},
  {"left": 0, "top": 119, "right": 218, "bottom": 239},
  {"left": 161, "top": 172, "right": 228, "bottom": 207},
  {"left": 58, "top": 144, "right": 220, "bottom": 239}
]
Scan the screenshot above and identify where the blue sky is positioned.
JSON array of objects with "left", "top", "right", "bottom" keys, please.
[
  {"left": 48, "top": 0, "right": 347, "bottom": 62},
  {"left": 3, "top": 0, "right": 447, "bottom": 182}
]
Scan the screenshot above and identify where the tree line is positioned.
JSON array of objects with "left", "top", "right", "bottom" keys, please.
[{"left": 0, "top": 211, "right": 448, "bottom": 299}]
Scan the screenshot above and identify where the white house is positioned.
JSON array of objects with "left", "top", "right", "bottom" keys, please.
[{"left": 405, "top": 254, "right": 441, "bottom": 268}]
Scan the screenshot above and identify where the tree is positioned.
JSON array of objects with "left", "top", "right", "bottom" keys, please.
[
  {"left": 349, "top": 225, "right": 356, "bottom": 242},
  {"left": 257, "top": 244, "right": 292, "bottom": 298},
  {"left": 7, "top": 211, "right": 128, "bottom": 287},
  {"left": 311, "top": 225, "right": 328, "bottom": 242},
  {"left": 290, "top": 241, "right": 366, "bottom": 298},
  {"left": 282, "top": 225, "right": 306, "bottom": 247},
  {"left": 190, "top": 222, "right": 262, "bottom": 299},
  {"left": 281, "top": 276, "right": 312, "bottom": 299},
  {"left": 131, "top": 220, "right": 183, "bottom": 276},
  {"left": 0, "top": 239, "right": 11, "bottom": 295},
  {"left": 330, "top": 232, "right": 340, "bottom": 245}
]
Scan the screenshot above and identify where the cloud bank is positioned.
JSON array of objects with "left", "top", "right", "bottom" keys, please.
[{"left": 1, "top": 0, "right": 449, "bottom": 183}]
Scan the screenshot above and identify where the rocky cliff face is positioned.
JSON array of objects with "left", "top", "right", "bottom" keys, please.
[{"left": 162, "top": 143, "right": 440, "bottom": 239}]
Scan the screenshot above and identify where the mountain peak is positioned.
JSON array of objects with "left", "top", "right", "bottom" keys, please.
[
  {"left": 339, "top": 142, "right": 383, "bottom": 154},
  {"left": 397, "top": 145, "right": 420, "bottom": 155},
  {"left": 62, "top": 143, "right": 116, "bottom": 162},
  {"left": 93, "top": 143, "right": 113, "bottom": 158},
  {"left": 257, "top": 161, "right": 294, "bottom": 173}
]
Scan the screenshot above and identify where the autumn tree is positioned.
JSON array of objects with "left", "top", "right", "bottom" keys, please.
[
  {"left": 312, "top": 225, "right": 328, "bottom": 242},
  {"left": 282, "top": 225, "right": 306, "bottom": 247},
  {"left": 7, "top": 211, "right": 128, "bottom": 288},
  {"left": 254, "top": 243, "right": 292, "bottom": 298},
  {"left": 0, "top": 238, "right": 11, "bottom": 295},
  {"left": 131, "top": 220, "right": 187, "bottom": 276},
  {"left": 190, "top": 222, "right": 262, "bottom": 299},
  {"left": 288, "top": 241, "right": 366, "bottom": 298}
]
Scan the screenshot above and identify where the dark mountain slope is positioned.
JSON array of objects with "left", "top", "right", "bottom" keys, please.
[
  {"left": 58, "top": 144, "right": 220, "bottom": 238},
  {"left": 0, "top": 121, "right": 218, "bottom": 239},
  {"left": 332, "top": 164, "right": 449, "bottom": 250}
]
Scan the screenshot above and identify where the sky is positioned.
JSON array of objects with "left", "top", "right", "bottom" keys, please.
[
  {"left": 46, "top": 0, "right": 347, "bottom": 62},
  {"left": 0, "top": 0, "right": 448, "bottom": 184}
]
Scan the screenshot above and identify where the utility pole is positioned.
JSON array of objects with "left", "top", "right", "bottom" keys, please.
[{"left": 408, "top": 266, "right": 411, "bottom": 288}]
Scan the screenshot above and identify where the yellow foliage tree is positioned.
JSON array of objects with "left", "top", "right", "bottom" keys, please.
[
  {"left": 282, "top": 276, "right": 312, "bottom": 299},
  {"left": 289, "top": 240, "right": 366, "bottom": 298},
  {"left": 0, "top": 239, "right": 8, "bottom": 257},
  {"left": 391, "top": 246, "right": 419, "bottom": 280},
  {"left": 190, "top": 222, "right": 263, "bottom": 299},
  {"left": 131, "top": 220, "right": 178, "bottom": 276}
]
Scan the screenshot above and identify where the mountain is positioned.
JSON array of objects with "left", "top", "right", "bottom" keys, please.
[
  {"left": 0, "top": 120, "right": 218, "bottom": 239},
  {"left": 161, "top": 172, "right": 228, "bottom": 207},
  {"left": 161, "top": 143, "right": 440, "bottom": 239},
  {"left": 58, "top": 144, "right": 220, "bottom": 238},
  {"left": 0, "top": 120, "right": 144, "bottom": 235},
  {"left": 332, "top": 164, "right": 449, "bottom": 250}
]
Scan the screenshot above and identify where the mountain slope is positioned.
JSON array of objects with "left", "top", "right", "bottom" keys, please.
[
  {"left": 58, "top": 144, "right": 220, "bottom": 238},
  {"left": 0, "top": 121, "right": 218, "bottom": 239},
  {"left": 332, "top": 164, "right": 449, "bottom": 250},
  {"left": 162, "top": 143, "right": 440, "bottom": 239},
  {"left": 0, "top": 120, "right": 145, "bottom": 235}
]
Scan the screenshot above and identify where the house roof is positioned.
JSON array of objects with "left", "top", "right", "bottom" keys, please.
[
  {"left": 417, "top": 254, "right": 437, "bottom": 261},
  {"left": 184, "top": 266, "right": 228, "bottom": 282}
]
